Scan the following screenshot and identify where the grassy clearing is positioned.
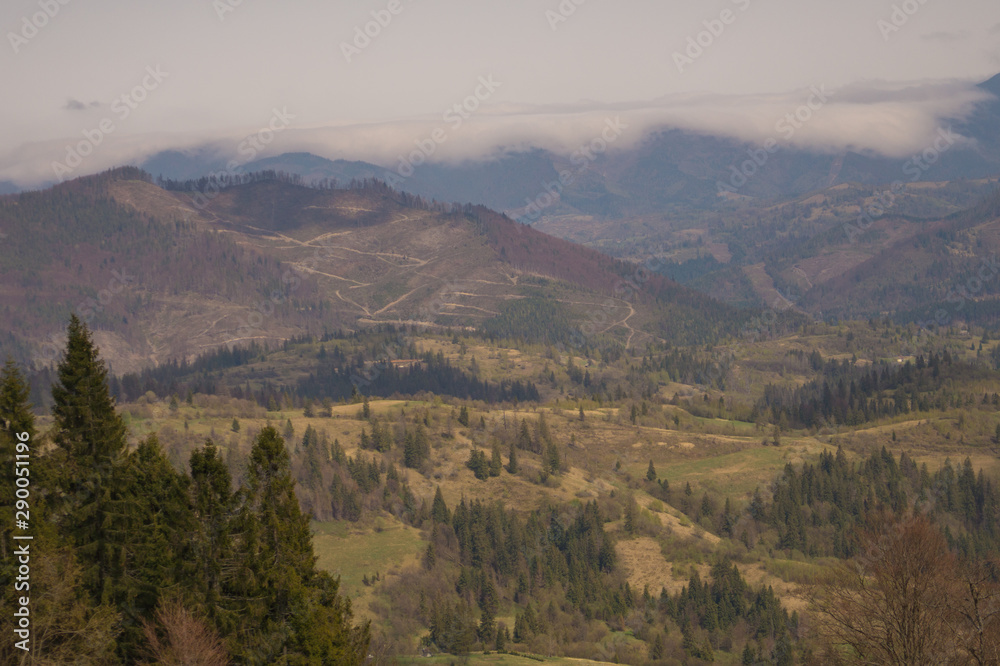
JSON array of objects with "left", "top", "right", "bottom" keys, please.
[
  {"left": 763, "top": 557, "right": 837, "bottom": 586},
  {"left": 654, "top": 443, "right": 820, "bottom": 497},
  {"left": 312, "top": 520, "right": 425, "bottom": 609}
]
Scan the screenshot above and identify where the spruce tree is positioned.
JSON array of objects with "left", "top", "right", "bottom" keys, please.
[
  {"left": 229, "top": 427, "right": 314, "bottom": 657},
  {"left": 506, "top": 438, "right": 518, "bottom": 474},
  {"left": 189, "top": 440, "right": 237, "bottom": 632},
  {"left": 489, "top": 441, "right": 503, "bottom": 477},
  {"left": 432, "top": 486, "right": 450, "bottom": 524},
  {"left": 105, "top": 434, "right": 194, "bottom": 658},
  {"left": 229, "top": 426, "right": 368, "bottom": 662},
  {"left": 646, "top": 460, "right": 657, "bottom": 482},
  {"left": 50, "top": 315, "right": 128, "bottom": 603},
  {"left": 545, "top": 441, "right": 561, "bottom": 476}
]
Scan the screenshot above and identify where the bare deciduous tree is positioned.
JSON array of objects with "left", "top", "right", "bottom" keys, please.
[
  {"left": 950, "top": 560, "right": 1000, "bottom": 666},
  {"left": 141, "top": 599, "right": 229, "bottom": 666},
  {"left": 812, "top": 514, "right": 959, "bottom": 665}
]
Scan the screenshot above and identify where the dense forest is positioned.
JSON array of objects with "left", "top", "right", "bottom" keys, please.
[
  {"left": 751, "top": 446, "right": 1000, "bottom": 558},
  {"left": 8, "top": 304, "right": 1000, "bottom": 663},
  {"left": 0, "top": 317, "right": 370, "bottom": 664}
]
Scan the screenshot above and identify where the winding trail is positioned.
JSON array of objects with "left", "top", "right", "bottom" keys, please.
[
  {"left": 373, "top": 287, "right": 421, "bottom": 315},
  {"left": 335, "top": 289, "right": 371, "bottom": 316}
]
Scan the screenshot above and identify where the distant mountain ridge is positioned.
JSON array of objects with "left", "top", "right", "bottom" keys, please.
[
  {"left": 0, "top": 168, "right": 746, "bottom": 373},
  {"left": 132, "top": 74, "right": 1000, "bottom": 219}
]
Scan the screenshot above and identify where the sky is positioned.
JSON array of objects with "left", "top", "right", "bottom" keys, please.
[{"left": 1, "top": 0, "right": 999, "bottom": 185}]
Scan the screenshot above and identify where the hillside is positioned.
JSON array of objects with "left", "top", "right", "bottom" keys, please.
[
  {"left": 15, "top": 310, "right": 1000, "bottom": 663},
  {"left": 792, "top": 186, "right": 1000, "bottom": 323},
  {"left": 0, "top": 169, "right": 745, "bottom": 374}
]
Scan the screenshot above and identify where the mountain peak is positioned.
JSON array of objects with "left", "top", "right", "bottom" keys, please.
[{"left": 978, "top": 72, "right": 1000, "bottom": 97}]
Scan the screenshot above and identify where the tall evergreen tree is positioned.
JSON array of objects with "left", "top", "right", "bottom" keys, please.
[
  {"left": 50, "top": 315, "right": 128, "bottom": 604},
  {"left": 545, "top": 441, "right": 561, "bottom": 476},
  {"left": 189, "top": 440, "right": 237, "bottom": 632},
  {"left": 226, "top": 426, "right": 369, "bottom": 663},
  {"left": 490, "top": 441, "right": 503, "bottom": 477},
  {"left": 432, "top": 486, "right": 451, "bottom": 524},
  {"left": 228, "top": 426, "right": 313, "bottom": 660},
  {"left": 104, "top": 434, "right": 194, "bottom": 659},
  {"left": 507, "top": 438, "right": 518, "bottom": 474}
]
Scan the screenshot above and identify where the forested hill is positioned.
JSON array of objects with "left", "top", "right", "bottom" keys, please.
[
  {"left": 797, "top": 186, "right": 1000, "bottom": 324},
  {"left": 1, "top": 167, "right": 752, "bottom": 373},
  {"left": 0, "top": 167, "right": 323, "bottom": 372}
]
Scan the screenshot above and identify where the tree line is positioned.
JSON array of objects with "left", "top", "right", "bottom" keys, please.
[{"left": 0, "top": 316, "right": 370, "bottom": 664}]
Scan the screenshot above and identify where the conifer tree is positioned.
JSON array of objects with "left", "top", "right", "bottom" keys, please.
[
  {"left": 432, "top": 486, "right": 451, "bottom": 524},
  {"left": 50, "top": 315, "right": 128, "bottom": 603},
  {"left": 228, "top": 426, "right": 315, "bottom": 659},
  {"left": 490, "top": 441, "right": 503, "bottom": 477},
  {"left": 105, "top": 434, "right": 194, "bottom": 658},
  {"left": 545, "top": 441, "right": 561, "bottom": 476},
  {"left": 647, "top": 460, "right": 657, "bottom": 482},
  {"left": 189, "top": 440, "right": 236, "bottom": 631},
  {"left": 506, "top": 438, "right": 519, "bottom": 474},
  {"left": 227, "top": 426, "right": 369, "bottom": 662}
]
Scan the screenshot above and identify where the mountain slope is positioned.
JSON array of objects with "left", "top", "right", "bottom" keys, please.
[
  {"left": 794, "top": 187, "right": 1000, "bottom": 323},
  {"left": 1, "top": 169, "right": 745, "bottom": 373}
]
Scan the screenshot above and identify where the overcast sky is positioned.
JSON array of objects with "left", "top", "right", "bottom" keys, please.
[{"left": 1, "top": 0, "right": 999, "bottom": 185}]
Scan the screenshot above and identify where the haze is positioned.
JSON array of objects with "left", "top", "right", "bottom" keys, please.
[{"left": 1, "top": 0, "right": 998, "bottom": 186}]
